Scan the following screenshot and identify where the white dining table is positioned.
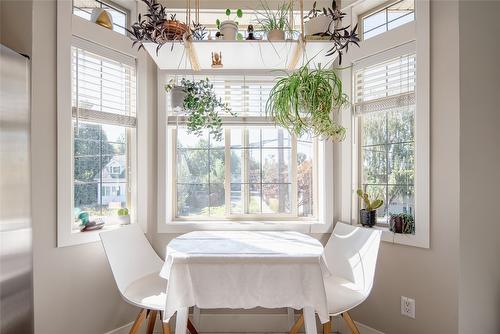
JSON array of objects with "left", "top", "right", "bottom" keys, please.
[{"left": 160, "top": 231, "right": 331, "bottom": 334}]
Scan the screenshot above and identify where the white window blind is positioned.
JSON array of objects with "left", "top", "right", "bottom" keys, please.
[
  {"left": 167, "top": 75, "right": 275, "bottom": 126},
  {"left": 354, "top": 52, "right": 416, "bottom": 114},
  {"left": 72, "top": 42, "right": 136, "bottom": 127}
]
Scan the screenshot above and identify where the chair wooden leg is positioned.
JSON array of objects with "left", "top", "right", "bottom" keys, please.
[
  {"left": 187, "top": 318, "right": 199, "bottom": 334},
  {"left": 146, "top": 310, "right": 158, "bottom": 334},
  {"left": 159, "top": 311, "right": 171, "bottom": 334},
  {"left": 129, "top": 309, "right": 147, "bottom": 334},
  {"left": 289, "top": 313, "right": 304, "bottom": 334},
  {"left": 323, "top": 320, "right": 332, "bottom": 334},
  {"left": 342, "top": 312, "right": 361, "bottom": 334}
]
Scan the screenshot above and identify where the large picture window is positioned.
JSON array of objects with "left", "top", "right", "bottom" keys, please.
[
  {"left": 354, "top": 47, "right": 416, "bottom": 225},
  {"left": 167, "top": 76, "right": 317, "bottom": 220},
  {"left": 71, "top": 42, "right": 136, "bottom": 227}
]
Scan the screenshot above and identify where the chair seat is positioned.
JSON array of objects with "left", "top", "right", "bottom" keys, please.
[
  {"left": 324, "top": 275, "right": 367, "bottom": 316},
  {"left": 123, "top": 272, "right": 167, "bottom": 311}
]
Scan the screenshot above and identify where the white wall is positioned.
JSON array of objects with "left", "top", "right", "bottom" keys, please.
[{"left": 458, "top": 1, "right": 500, "bottom": 333}]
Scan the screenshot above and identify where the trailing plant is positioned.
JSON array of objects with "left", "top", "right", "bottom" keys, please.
[
  {"left": 165, "top": 78, "right": 235, "bottom": 141},
  {"left": 254, "top": 1, "right": 291, "bottom": 32},
  {"left": 265, "top": 63, "right": 347, "bottom": 141},
  {"left": 389, "top": 213, "right": 415, "bottom": 234},
  {"left": 356, "top": 189, "right": 384, "bottom": 211},
  {"left": 127, "top": 0, "right": 188, "bottom": 54},
  {"left": 303, "top": 1, "right": 359, "bottom": 64}
]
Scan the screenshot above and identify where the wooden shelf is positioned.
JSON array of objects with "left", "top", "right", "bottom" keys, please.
[{"left": 144, "top": 40, "right": 336, "bottom": 71}]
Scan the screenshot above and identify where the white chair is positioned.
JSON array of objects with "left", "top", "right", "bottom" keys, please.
[
  {"left": 100, "top": 225, "right": 198, "bottom": 334},
  {"left": 289, "top": 222, "right": 382, "bottom": 334}
]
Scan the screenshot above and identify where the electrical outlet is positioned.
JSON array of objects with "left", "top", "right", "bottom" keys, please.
[{"left": 401, "top": 296, "right": 415, "bottom": 318}]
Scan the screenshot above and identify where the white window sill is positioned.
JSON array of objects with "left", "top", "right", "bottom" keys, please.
[
  {"left": 158, "top": 220, "right": 333, "bottom": 234},
  {"left": 58, "top": 223, "right": 131, "bottom": 247},
  {"left": 354, "top": 224, "right": 429, "bottom": 248}
]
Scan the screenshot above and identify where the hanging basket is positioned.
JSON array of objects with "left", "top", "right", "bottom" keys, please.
[{"left": 154, "top": 20, "right": 189, "bottom": 43}]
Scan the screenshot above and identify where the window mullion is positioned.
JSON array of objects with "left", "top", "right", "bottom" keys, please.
[
  {"left": 243, "top": 129, "right": 249, "bottom": 214},
  {"left": 224, "top": 128, "right": 231, "bottom": 216},
  {"left": 291, "top": 135, "right": 298, "bottom": 216}
]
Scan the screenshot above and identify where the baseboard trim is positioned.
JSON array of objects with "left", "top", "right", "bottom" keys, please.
[{"left": 104, "top": 312, "right": 385, "bottom": 334}]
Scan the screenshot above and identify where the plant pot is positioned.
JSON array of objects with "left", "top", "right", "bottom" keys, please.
[
  {"left": 267, "top": 29, "right": 285, "bottom": 41},
  {"left": 169, "top": 86, "right": 186, "bottom": 111},
  {"left": 360, "top": 209, "right": 377, "bottom": 227},
  {"left": 118, "top": 215, "right": 131, "bottom": 225},
  {"left": 153, "top": 20, "right": 188, "bottom": 43},
  {"left": 220, "top": 20, "right": 238, "bottom": 40},
  {"left": 389, "top": 215, "right": 404, "bottom": 233},
  {"left": 304, "top": 15, "right": 333, "bottom": 37}
]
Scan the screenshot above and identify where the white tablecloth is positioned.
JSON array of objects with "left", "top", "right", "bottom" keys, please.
[{"left": 160, "top": 231, "right": 331, "bottom": 323}]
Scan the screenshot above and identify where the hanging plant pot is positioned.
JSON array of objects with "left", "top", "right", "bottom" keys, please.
[
  {"left": 169, "top": 86, "right": 187, "bottom": 111},
  {"left": 267, "top": 29, "right": 285, "bottom": 41},
  {"left": 304, "top": 16, "right": 332, "bottom": 37},
  {"left": 152, "top": 20, "right": 189, "bottom": 43},
  {"left": 220, "top": 20, "right": 238, "bottom": 40},
  {"left": 360, "top": 209, "right": 377, "bottom": 227}
]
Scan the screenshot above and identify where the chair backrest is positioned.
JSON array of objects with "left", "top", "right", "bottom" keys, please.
[
  {"left": 100, "top": 224, "right": 163, "bottom": 294},
  {"left": 324, "top": 222, "right": 382, "bottom": 295}
]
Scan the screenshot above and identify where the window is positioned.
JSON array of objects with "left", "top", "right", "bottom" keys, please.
[
  {"left": 354, "top": 45, "right": 416, "bottom": 226},
  {"left": 73, "top": 0, "right": 128, "bottom": 35},
  {"left": 362, "top": 0, "right": 414, "bottom": 40},
  {"left": 72, "top": 40, "right": 136, "bottom": 227},
  {"left": 167, "top": 76, "right": 317, "bottom": 220}
]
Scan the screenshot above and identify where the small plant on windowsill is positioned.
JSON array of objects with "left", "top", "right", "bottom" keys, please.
[
  {"left": 165, "top": 78, "right": 235, "bottom": 141},
  {"left": 117, "top": 208, "right": 131, "bottom": 225},
  {"left": 389, "top": 213, "right": 415, "bottom": 234},
  {"left": 356, "top": 189, "right": 384, "bottom": 227},
  {"left": 216, "top": 8, "right": 244, "bottom": 40},
  {"left": 253, "top": 1, "right": 291, "bottom": 41}
]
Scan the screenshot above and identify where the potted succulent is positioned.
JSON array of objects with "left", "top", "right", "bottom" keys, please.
[
  {"left": 389, "top": 213, "right": 415, "bottom": 234},
  {"left": 165, "top": 78, "right": 235, "bottom": 141},
  {"left": 265, "top": 62, "right": 347, "bottom": 141},
  {"left": 254, "top": 1, "right": 291, "bottom": 41},
  {"left": 216, "top": 9, "right": 243, "bottom": 40},
  {"left": 117, "top": 208, "right": 131, "bottom": 225},
  {"left": 128, "top": 0, "right": 189, "bottom": 54},
  {"left": 356, "top": 189, "right": 384, "bottom": 227}
]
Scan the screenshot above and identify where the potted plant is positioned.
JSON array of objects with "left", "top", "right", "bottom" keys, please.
[
  {"left": 117, "top": 208, "right": 131, "bottom": 225},
  {"left": 254, "top": 1, "right": 291, "bottom": 41},
  {"left": 265, "top": 62, "right": 347, "bottom": 141},
  {"left": 128, "top": 0, "right": 189, "bottom": 54},
  {"left": 389, "top": 213, "right": 415, "bottom": 234},
  {"left": 216, "top": 9, "right": 243, "bottom": 40},
  {"left": 165, "top": 78, "right": 235, "bottom": 141},
  {"left": 303, "top": 1, "right": 332, "bottom": 38},
  {"left": 356, "top": 189, "right": 384, "bottom": 227}
]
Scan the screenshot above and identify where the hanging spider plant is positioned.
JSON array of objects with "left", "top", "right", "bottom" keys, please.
[{"left": 265, "top": 63, "right": 348, "bottom": 142}]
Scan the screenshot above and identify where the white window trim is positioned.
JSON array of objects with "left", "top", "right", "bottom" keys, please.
[
  {"left": 339, "top": 0, "right": 429, "bottom": 248},
  {"left": 156, "top": 70, "right": 334, "bottom": 234},
  {"left": 56, "top": 0, "right": 148, "bottom": 247}
]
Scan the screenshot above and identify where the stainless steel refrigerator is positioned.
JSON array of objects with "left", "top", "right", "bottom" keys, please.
[{"left": 0, "top": 44, "right": 34, "bottom": 334}]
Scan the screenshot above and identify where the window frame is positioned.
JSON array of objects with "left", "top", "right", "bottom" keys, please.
[
  {"left": 157, "top": 70, "right": 334, "bottom": 234},
  {"left": 57, "top": 0, "right": 148, "bottom": 247},
  {"left": 360, "top": 0, "right": 415, "bottom": 41},
  {"left": 72, "top": 0, "right": 130, "bottom": 36},
  {"left": 338, "top": 0, "right": 429, "bottom": 248}
]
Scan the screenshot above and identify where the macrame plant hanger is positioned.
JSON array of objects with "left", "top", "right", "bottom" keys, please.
[
  {"left": 183, "top": 0, "right": 201, "bottom": 71},
  {"left": 287, "top": 0, "right": 306, "bottom": 70}
]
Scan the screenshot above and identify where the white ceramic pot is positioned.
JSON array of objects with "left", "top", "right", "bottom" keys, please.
[
  {"left": 304, "top": 15, "right": 333, "bottom": 36},
  {"left": 267, "top": 29, "right": 285, "bottom": 41},
  {"left": 117, "top": 215, "right": 131, "bottom": 225},
  {"left": 169, "top": 86, "right": 186, "bottom": 111},
  {"left": 220, "top": 20, "right": 238, "bottom": 40}
]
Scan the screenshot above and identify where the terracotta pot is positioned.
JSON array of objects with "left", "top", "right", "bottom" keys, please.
[
  {"left": 220, "top": 20, "right": 238, "bottom": 40},
  {"left": 267, "top": 29, "right": 285, "bottom": 41},
  {"left": 304, "top": 15, "right": 333, "bottom": 36},
  {"left": 154, "top": 20, "right": 188, "bottom": 43}
]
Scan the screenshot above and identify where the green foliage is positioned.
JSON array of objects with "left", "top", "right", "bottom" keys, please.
[
  {"left": 117, "top": 208, "right": 129, "bottom": 216},
  {"left": 389, "top": 213, "right": 415, "bottom": 234},
  {"left": 265, "top": 63, "right": 348, "bottom": 141},
  {"left": 225, "top": 8, "right": 231, "bottom": 17},
  {"left": 236, "top": 9, "right": 243, "bottom": 18},
  {"left": 356, "top": 189, "right": 384, "bottom": 211},
  {"left": 254, "top": 1, "right": 291, "bottom": 32},
  {"left": 166, "top": 78, "right": 235, "bottom": 141},
  {"left": 219, "top": 8, "right": 243, "bottom": 25},
  {"left": 216, "top": 18, "right": 221, "bottom": 29}
]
